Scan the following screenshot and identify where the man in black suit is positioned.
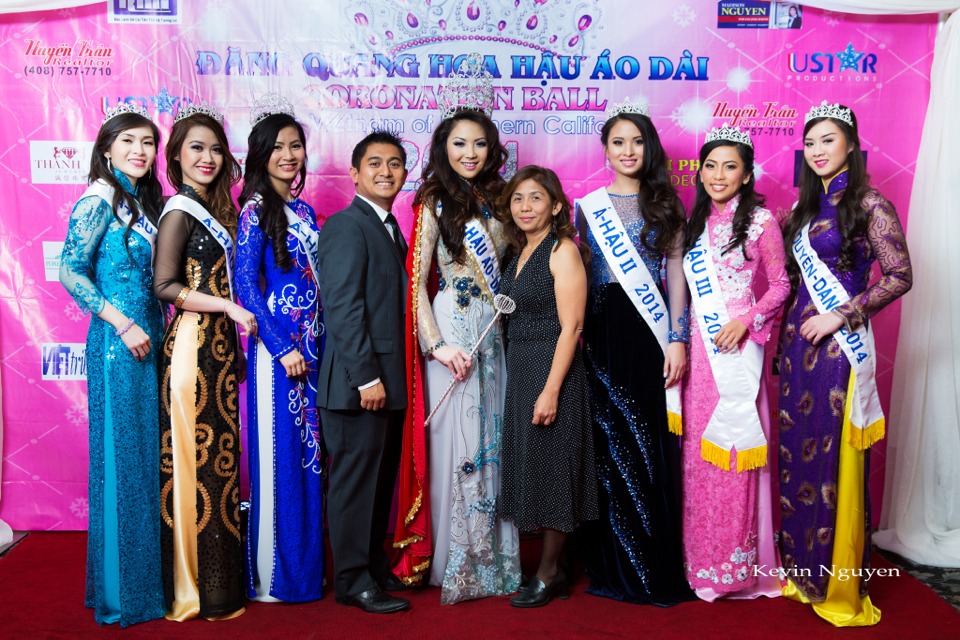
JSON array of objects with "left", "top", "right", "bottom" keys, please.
[{"left": 317, "top": 131, "right": 410, "bottom": 613}]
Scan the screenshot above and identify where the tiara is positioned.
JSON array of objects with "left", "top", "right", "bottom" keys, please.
[
  {"left": 804, "top": 100, "right": 853, "bottom": 126},
  {"left": 604, "top": 97, "right": 649, "bottom": 121},
  {"left": 174, "top": 101, "right": 225, "bottom": 125},
  {"left": 250, "top": 93, "right": 295, "bottom": 126},
  {"left": 102, "top": 101, "right": 149, "bottom": 125},
  {"left": 438, "top": 53, "right": 495, "bottom": 120},
  {"left": 705, "top": 123, "right": 752, "bottom": 148}
]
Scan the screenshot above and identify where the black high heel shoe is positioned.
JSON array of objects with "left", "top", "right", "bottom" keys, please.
[{"left": 509, "top": 572, "right": 569, "bottom": 608}]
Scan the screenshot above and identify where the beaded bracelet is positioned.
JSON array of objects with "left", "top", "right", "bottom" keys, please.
[
  {"left": 115, "top": 317, "right": 135, "bottom": 337},
  {"left": 425, "top": 340, "right": 446, "bottom": 354}
]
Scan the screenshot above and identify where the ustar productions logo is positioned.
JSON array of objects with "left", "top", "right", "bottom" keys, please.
[
  {"left": 109, "top": 0, "right": 181, "bottom": 25},
  {"left": 30, "top": 141, "right": 94, "bottom": 184},
  {"left": 787, "top": 42, "right": 878, "bottom": 82}
]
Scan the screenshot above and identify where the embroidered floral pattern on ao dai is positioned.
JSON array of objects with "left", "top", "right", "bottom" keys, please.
[
  {"left": 414, "top": 200, "right": 521, "bottom": 604},
  {"left": 681, "top": 196, "right": 790, "bottom": 599}
]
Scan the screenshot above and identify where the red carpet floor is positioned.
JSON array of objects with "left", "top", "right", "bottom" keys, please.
[{"left": 1, "top": 532, "right": 957, "bottom": 639}]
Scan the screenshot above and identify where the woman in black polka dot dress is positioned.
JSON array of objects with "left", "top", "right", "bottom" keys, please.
[{"left": 498, "top": 165, "right": 598, "bottom": 608}]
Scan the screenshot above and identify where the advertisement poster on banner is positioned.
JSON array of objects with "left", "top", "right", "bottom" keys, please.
[{"left": 0, "top": 1, "right": 936, "bottom": 530}]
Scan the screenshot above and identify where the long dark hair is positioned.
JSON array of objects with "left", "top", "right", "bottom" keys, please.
[
  {"left": 499, "top": 165, "right": 589, "bottom": 263},
  {"left": 239, "top": 113, "right": 308, "bottom": 271},
  {"left": 88, "top": 112, "right": 163, "bottom": 246},
  {"left": 601, "top": 113, "right": 684, "bottom": 255},
  {"left": 685, "top": 140, "right": 765, "bottom": 260},
  {"left": 414, "top": 109, "right": 507, "bottom": 264},
  {"left": 783, "top": 106, "right": 871, "bottom": 287},
  {"left": 166, "top": 113, "right": 242, "bottom": 237}
]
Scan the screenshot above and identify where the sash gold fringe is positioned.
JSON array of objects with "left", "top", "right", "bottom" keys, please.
[
  {"left": 667, "top": 411, "right": 683, "bottom": 436},
  {"left": 848, "top": 417, "right": 885, "bottom": 451},
  {"left": 736, "top": 443, "right": 768, "bottom": 472},
  {"left": 701, "top": 438, "right": 731, "bottom": 471},
  {"left": 843, "top": 372, "right": 886, "bottom": 451}
]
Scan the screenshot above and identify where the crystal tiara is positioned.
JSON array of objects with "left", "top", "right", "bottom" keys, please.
[
  {"left": 604, "top": 97, "right": 649, "bottom": 121},
  {"left": 174, "top": 101, "right": 225, "bottom": 125},
  {"left": 250, "top": 93, "right": 296, "bottom": 127},
  {"left": 102, "top": 101, "right": 149, "bottom": 125},
  {"left": 804, "top": 100, "right": 853, "bottom": 126},
  {"left": 705, "top": 123, "right": 752, "bottom": 148},
  {"left": 437, "top": 53, "right": 495, "bottom": 120}
]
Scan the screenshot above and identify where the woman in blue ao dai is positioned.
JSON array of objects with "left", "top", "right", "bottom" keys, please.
[
  {"left": 59, "top": 108, "right": 165, "bottom": 626},
  {"left": 236, "top": 111, "right": 325, "bottom": 602}
]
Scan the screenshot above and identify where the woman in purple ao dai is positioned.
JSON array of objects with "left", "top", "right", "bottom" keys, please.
[{"left": 778, "top": 102, "right": 911, "bottom": 627}]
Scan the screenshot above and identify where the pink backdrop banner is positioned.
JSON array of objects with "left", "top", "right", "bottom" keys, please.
[{"left": 0, "top": 1, "right": 934, "bottom": 530}]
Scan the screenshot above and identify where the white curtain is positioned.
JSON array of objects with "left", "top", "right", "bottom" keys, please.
[{"left": 804, "top": 1, "right": 960, "bottom": 567}]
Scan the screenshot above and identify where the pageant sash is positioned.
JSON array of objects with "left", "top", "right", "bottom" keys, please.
[
  {"left": 245, "top": 195, "right": 321, "bottom": 287},
  {"left": 436, "top": 201, "right": 501, "bottom": 297},
  {"left": 684, "top": 227, "right": 766, "bottom": 472},
  {"left": 580, "top": 188, "right": 681, "bottom": 433},
  {"left": 161, "top": 194, "right": 236, "bottom": 300},
  {"left": 82, "top": 180, "right": 157, "bottom": 257},
  {"left": 283, "top": 204, "right": 320, "bottom": 286},
  {"left": 793, "top": 225, "right": 885, "bottom": 448}
]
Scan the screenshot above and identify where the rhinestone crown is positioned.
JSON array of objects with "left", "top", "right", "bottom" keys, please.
[
  {"left": 604, "top": 97, "right": 649, "bottom": 121},
  {"left": 102, "top": 101, "right": 149, "bottom": 125},
  {"left": 804, "top": 100, "right": 853, "bottom": 126},
  {"left": 174, "top": 101, "right": 225, "bottom": 125},
  {"left": 250, "top": 93, "right": 295, "bottom": 127},
  {"left": 438, "top": 53, "right": 495, "bottom": 120},
  {"left": 705, "top": 123, "right": 753, "bottom": 148}
]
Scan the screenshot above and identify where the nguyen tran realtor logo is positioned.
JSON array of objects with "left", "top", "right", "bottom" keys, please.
[
  {"left": 30, "top": 141, "right": 94, "bottom": 184},
  {"left": 109, "top": 0, "right": 181, "bottom": 25}
]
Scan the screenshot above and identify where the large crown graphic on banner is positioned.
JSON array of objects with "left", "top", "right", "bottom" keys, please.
[
  {"left": 804, "top": 100, "right": 853, "bottom": 126},
  {"left": 705, "top": 123, "right": 753, "bottom": 148},
  {"left": 342, "top": 0, "right": 604, "bottom": 56},
  {"left": 438, "top": 53, "right": 495, "bottom": 120}
]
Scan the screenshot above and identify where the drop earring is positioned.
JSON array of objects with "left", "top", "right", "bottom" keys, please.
[{"left": 106, "top": 156, "right": 112, "bottom": 171}]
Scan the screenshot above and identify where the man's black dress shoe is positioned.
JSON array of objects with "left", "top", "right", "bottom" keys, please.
[
  {"left": 335, "top": 587, "right": 410, "bottom": 613},
  {"left": 378, "top": 573, "right": 410, "bottom": 592}
]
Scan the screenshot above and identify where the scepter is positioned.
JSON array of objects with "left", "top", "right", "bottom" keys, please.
[{"left": 424, "top": 294, "right": 517, "bottom": 428}]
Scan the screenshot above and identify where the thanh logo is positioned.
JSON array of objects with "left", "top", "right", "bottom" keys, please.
[
  {"left": 30, "top": 141, "right": 94, "bottom": 184},
  {"left": 42, "top": 343, "right": 87, "bottom": 381},
  {"left": 787, "top": 42, "right": 878, "bottom": 81},
  {"left": 109, "top": 0, "right": 180, "bottom": 24}
]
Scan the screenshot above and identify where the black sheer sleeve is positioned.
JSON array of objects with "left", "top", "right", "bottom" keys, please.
[{"left": 153, "top": 210, "right": 195, "bottom": 304}]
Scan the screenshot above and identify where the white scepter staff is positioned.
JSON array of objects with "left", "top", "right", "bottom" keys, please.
[{"left": 424, "top": 293, "right": 517, "bottom": 428}]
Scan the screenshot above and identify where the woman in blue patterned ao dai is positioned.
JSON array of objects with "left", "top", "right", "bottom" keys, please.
[
  {"left": 236, "top": 112, "right": 325, "bottom": 602},
  {"left": 59, "top": 110, "right": 165, "bottom": 627}
]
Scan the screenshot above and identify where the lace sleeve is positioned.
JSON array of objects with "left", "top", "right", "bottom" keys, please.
[
  {"left": 59, "top": 196, "right": 113, "bottom": 315},
  {"left": 735, "top": 211, "right": 791, "bottom": 343},
  {"left": 235, "top": 201, "right": 296, "bottom": 359},
  {"left": 153, "top": 209, "right": 194, "bottom": 303},
  {"left": 415, "top": 201, "right": 445, "bottom": 353},
  {"left": 665, "top": 228, "right": 690, "bottom": 343},
  {"left": 835, "top": 192, "right": 913, "bottom": 331}
]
